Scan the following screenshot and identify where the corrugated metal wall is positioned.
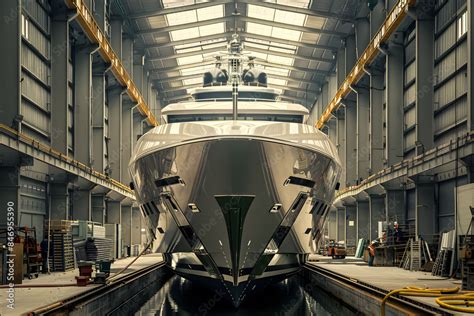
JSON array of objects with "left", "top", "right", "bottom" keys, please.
[
  {"left": 434, "top": 0, "right": 468, "bottom": 146},
  {"left": 403, "top": 26, "right": 416, "bottom": 159}
]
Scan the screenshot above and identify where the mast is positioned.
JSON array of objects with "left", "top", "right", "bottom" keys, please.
[{"left": 228, "top": 34, "right": 242, "bottom": 120}]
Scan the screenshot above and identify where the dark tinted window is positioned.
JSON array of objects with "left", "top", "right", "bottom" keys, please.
[{"left": 168, "top": 114, "right": 303, "bottom": 123}]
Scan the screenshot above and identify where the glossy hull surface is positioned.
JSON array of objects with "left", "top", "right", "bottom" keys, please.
[{"left": 129, "top": 121, "right": 341, "bottom": 306}]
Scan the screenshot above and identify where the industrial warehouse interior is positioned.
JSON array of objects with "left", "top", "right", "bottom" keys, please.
[{"left": 0, "top": 0, "right": 473, "bottom": 315}]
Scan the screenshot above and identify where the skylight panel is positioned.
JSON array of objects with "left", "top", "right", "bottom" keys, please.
[
  {"left": 267, "top": 54, "right": 293, "bottom": 66},
  {"left": 274, "top": 10, "right": 306, "bottom": 26},
  {"left": 177, "top": 55, "right": 203, "bottom": 65},
  {"left": 267, "top": 78, "right": 287, "bottom": 86},
  {"left": 247, "top": 4, "right": 275, "bottom": 21},
  {"left": 264, "top": 66, "right": 290, "bottom": 76},
  {"left": 166, "top": 10, "right": 197, "bottom": 26},
  {"left": 244, "top": 42, "right": 269, "bottom": 50},
  {"left": 271, "top": 27, "right": 301, "bottom": 41},
  {"left": 246, "top": 22, "right": 272, "bottom": 37},
  {"left": 199, "top": 22, "right": 224, "bottom": 36},
  {"left": 197, "top": 5, "right": 224, "bottom": 20},
  {"left": 162, "top": 0, "right": 208, "bottom": 9},
  {"left": 170, "top": 27, "right": 200, "bottom": 41},
  {"left": 263, "top": 0, "right": 310, "bottom": 8},
  {"left": 183, "top": 77, "right": 202, "bottom": 85},
  {"left": 176, "top": 46, "right": 202, "bottom": 54},
  {"left": 269, "top": 46, "right": 295, "bottom": 54},
  {"left": 181, "top": 65, "right": 209, "bottom": 76}
]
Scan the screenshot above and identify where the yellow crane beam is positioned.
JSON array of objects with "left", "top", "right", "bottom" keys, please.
[
  {"left": 65, "top": 0, "right": 158, "bottom": 126},
  {"left": 315, "top": 0, "right": 416, "bottom": 129}
]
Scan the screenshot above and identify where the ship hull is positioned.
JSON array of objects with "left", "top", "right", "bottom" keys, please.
[{"left": 129, "top": 122, "right": 341, "bottom": 306}]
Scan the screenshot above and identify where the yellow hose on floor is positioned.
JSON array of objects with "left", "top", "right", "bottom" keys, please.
[
  {"left": 436, "top": 292, "right": 474, "bottom": 313},
  {"left": 381, "top": 286, "right": 460, "bottom": 316}
]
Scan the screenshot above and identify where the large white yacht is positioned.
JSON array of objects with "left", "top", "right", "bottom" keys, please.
[{"left": 129, "top": 36, "right": 342, "bottom": 306}]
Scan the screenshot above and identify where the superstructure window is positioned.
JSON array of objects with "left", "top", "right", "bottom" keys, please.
[
  {"left": 458, "top": 11, "right": 468, "bottom": 39},
  {"left": 168, "top": 114, "right": 303, "bottom": 123}
]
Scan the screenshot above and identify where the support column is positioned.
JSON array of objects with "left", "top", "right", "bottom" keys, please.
[
  {"left": 121, "top": 102, "right": 133, "bottom": 184},
  {"left": 74, "top": 45, "right": 94, "bottom": 166},
  {"left": 107, "top": 201, "right": 121, "bottom": 224},
  {"left": 345, "top": 205, "right": 357, "bottom": 250},
  {"left": 337, "top": 208, "right": 346, "bottom": 243},
  {"left": 121, "top": 205, "right": 132, "bottom": 253},
  {"left": 50, "top": 6, "right": 69, "bottom": 154},
  {"left": 345, "top": 35, "right": 356, "bottom": 74},
  {"left": 345, "top": 101, "right": 357, "bottom": 186},
  {"left": 328, "top": 209, "right": 337, "bottom": 240},
  {"left": 337, "top": 47, "right": 346, "bottom": 86},
  {"left": 415, "top": 1, "right": 436, "bottom": 239},
  {"left": 370, "top": 69, "right": 384, "bottom": 173},
  {"left": 91, "top": 195, "right": 105, "bottom": 224},
  {"left": 356, "top": 87, "right": 370, "bottom": 180},
  {"left": 92, "top": 66, "right": 106, "bottom": 173},
  {"left": 356, "top": 200, "right": 369, "bottom": 241},
  {"left": 336, "top": 111, "right": 346, "bottom": 187},
  {"left": 131, "top": 206, "right": 142, "bottom": 246},
  {"left": 385, "top": 32, "right": 404, "bottom": 166},
  {"left": 73, "top": 189, "right": 91, "bottom": 220},
  {"left": 415, "top": 1, "right": 435, "bottom": 155},
  {"left": 49, "top": 183, "right": 69, "bottom": 220},
  {"left": 386, "top": 189, "right": 405, "bottom": 224},
  {"left": 369, "top": 195, "right": 385, "bottom": 241}
]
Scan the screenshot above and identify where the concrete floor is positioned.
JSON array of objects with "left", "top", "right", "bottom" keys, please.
[
  {"left": 0, "top": 253, "right": 163, "bottom": 316},
  {"left": 308, "top": 255, "right": 468, "bottom": 315}
]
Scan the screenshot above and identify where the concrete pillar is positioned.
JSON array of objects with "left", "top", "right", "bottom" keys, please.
[
  {"left": 327, "top": 209, "right": 337, "bottom": 240},
  {"left": 74, "top": 45, "right": 94, "bottom": 166},
  {"left": 415, "top": 178, "right": 437, "bottom": 239},
  {"left": 132, "top": 207, "right": 142, "bottom": 245},
  {"left": 356, "top": 201, "right": 370, "bottom": 241},
  {"left": 50, "top": 7, "right": 70, "bottom": 154},
  {"left": 345, "top": 205, "right": 357, "bottom": 249},
  {"left": 121, "top": 205, "right": 132, "bottom": 250},
  {"left": 414, "top": 1, "right": 436, "bottom": 240},
  {"left": 50, "top": 183, "right": 69, "bottom": 220},
  {"left": 92, "top": 67, "right": 106, "bottom": 173},
  {"left": 0, "top": 0, "right": 21, "bottom": 128},
  {"left": 121, "top": 103, "right": 133, "bottom": 184},
  {"left": 355, "top": 18, "right": 370, "bottom": 58},
  {"left": 369, "top": 195, "right": 385, "bottom": 241},
  {"left": 108, "top": 18, "right": 124, "bottom": 182},
  {"left": 336, "top": 47, "right": 346, "bottom": 86},
  {"left": 73, "top": 189, "right": 91, "bottom": 220},
  {"left": 415, "top": 1, "right": 435, "bottom": 155},
  {"left": 92, "top": 195, "right": 105, "bottom": 224},
  {"left": 93, "top": 0, "right": 106, "bottom": 32},
  {"left": 107, "top": 201, "right": 121, "bottom": 224},
  {"left": 345, "top": 101, "right": 357, "bottom": 186},
  {"left": 356, "top": 87, "right": 370, "bottom": 180},
  {"left": 337, "top": 208, "right": 345, "bottom": 243},
  {"left": 345, "top": 35, "right": 356, "bottom": 74},
  {"left": 336, "top": 111, "right": 346, "bottom": 187},
  {"left": 133, "top": 112, "right": 143, "bottom": 149},
  {"left": 370, "top": 69, "right": 384, "bottom": 173},
  {"left": 122, "top": 37, "right": 133, "bottom": 76},
  {"left": 385, "top": 32, "right": 404, "bottom": 166},
  {"left": 386, "top": 189, "right": 405, "bottom": 224}
]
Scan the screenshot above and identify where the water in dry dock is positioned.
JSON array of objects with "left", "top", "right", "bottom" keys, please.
[{"left": 134, "top": 275, "right": 359, "bottom": 315}]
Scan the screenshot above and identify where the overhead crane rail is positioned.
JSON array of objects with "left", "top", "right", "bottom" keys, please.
[
  {"left": 315, "top": 0, "right": 416, "bottom": 129},
  {"left": 64, "top": 0, "right": 158, "bottom": 126},
  {"left": 334, "top": 131, "right": 474, "bottom": 202},
  {"left": 0, "top": 124, "right": 135, "bottom": 199}
]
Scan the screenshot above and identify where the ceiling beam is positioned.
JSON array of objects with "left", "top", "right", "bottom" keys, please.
[
  {"left": 149, "top": 59, "right": 330, "bottom": 76},
  {"left": 238, "top": 0, "right": 354, "bottom": 23},
  {"left": 136, "top": 16, "right": 232, "bottom": 35},
  {"left": 147, "top": 43, "right": 333, "bottom": 64},
  {"left": 156, "top": 81, "right": 320, "bottom": 95},
  {"left": 152, "top": 72, "right": 323, "bottom": 86},
  {"left": 129, "top": 0, "right": 233, "bottom": 19},
  {"left": 143, "top": 31, "right": 339, "bottom": 51},
  {"left": 137, "top": 16, "right": 346, "bottom": 37},
  {"left": 239, "top": 16, "right": 347, "bottom": 37}
]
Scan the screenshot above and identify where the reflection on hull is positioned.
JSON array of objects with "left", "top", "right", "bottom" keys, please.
[
  {"left": 130, "top": 129, "right": 341, "bottom": 306},
  {"left": 135, "top": 275, "right": 359, "bottom": 315}
]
